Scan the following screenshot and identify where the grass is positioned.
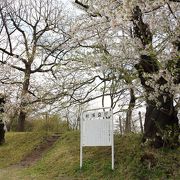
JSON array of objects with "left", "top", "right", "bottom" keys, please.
[
  {"left": 0, "top": 132, "right": 50, "bottom": 168},
  {"left": 0, "top": 131, "right": 180, "bottom": 180}
]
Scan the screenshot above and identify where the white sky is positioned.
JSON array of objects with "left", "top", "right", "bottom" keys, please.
[{"left": 61, "top": 0, "right": 83, "bottom": 16}]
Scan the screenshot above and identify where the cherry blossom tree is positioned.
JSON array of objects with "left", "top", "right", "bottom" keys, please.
[{"left": 74, "top": 0, "right": 180, "bottom": 147}]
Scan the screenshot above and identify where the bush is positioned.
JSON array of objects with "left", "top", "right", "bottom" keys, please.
[
  {"left": 7, "top": 114, "right": 70, "bottom": 132},
  {"left": 30, "top": 114, "right": 69, "bottom": 133},
  {"left": 8, "top": 117, "right": 18, "bottom": 132}
]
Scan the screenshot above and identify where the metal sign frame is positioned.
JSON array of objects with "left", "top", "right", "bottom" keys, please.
[{"left": 80, "top": 107, "right": 114, "bottom": 170}]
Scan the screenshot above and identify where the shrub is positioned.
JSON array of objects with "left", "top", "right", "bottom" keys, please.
[{"left": 30, "top": 114, "right": 69, "bottom": 133}]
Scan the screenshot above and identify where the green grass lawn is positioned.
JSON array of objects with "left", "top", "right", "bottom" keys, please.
[{"left": 0, "top": 131, "right": 180, "bottom": 180}]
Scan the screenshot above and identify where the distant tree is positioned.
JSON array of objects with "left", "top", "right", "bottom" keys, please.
[
  {"left": 0, "top": 93, "right": 5, "bottom": 144},
  {"left": 0, "top": 0, "right": 75, "bottom": 131}
]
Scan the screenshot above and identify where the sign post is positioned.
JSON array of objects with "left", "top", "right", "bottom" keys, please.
[{"left": 80, "top": 107, "right": 114, "bottom": 170}]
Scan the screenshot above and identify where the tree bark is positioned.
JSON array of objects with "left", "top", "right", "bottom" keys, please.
[
  {"left": 133, "top": 6, "right": 179, "bottom": 148},
  {"left": 0, "top": 95, "right": 5, "bottom": 144},
  {"left": 125, "top": 87, "right": 135, "bottom": 133},
  {"left": 17, "top": 64, "right": 31, "bottom": 131}
]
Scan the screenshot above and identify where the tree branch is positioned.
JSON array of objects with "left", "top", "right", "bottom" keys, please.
[
  {"left": 0, "top": 47, "right": 27, "bottom": 65},
  {"left": 167, "top": 3, "right": 177, "bottom": 19},
  {"left": 9, "top": 13, "right": 30, "bottom": 59},
  {"left": 0, "top": 11, "right": 13, "bottom": 53},
  {"left": 75, "top": 0, "right": 89, "bottom": 9},
  {"left": 169, "top": 0, "right": 180, "bottom": 2}
]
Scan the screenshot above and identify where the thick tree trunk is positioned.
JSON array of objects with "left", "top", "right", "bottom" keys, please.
[
  {"left": 136, "top": 54, "right": 179, "bottom": 147},
  {"left": 133, "top": 6, "right": 179, "bottom": 147},
  {"left": 143, "top": 98, "right": 179, "bottom": 148},
  {"left": 17, "top": 65, "right": 31, "bottom": 131}
]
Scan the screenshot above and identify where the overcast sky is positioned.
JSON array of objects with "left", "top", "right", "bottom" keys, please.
[{"left": 61, "top": 0, "right": 83, "bottom": 16}]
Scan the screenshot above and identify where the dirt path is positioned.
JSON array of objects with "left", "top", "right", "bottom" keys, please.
[
  {"left": 0, "top": 133, "right": 61, "bottom": 180},
  {"left": 18, "top": 133, "right": 60, "bottom": 167}
]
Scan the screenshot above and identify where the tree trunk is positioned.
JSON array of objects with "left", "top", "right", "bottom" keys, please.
[
  {"left": 18, "top": 111, "right": 26, "bottom": 132},
  {"left": 0, "top": 95, "right": 5, "bottom": 144},
  {"left": 143, "top": 98, "right": 179, "bottom": 148},
  {"left": 17, "top": 65, "right": 31, "bottom": 131},
  {"left": 133, "top": 6, "right": 179, "bottom": 148},
  {"left": 125, "top": 88, "right": 135, "bottom": 133},
  {"left": 76, "top": 115, "right": 80, "bottom": 130},
  {"left": 136, "top": 53, "right": 179, "bottom": 148}
]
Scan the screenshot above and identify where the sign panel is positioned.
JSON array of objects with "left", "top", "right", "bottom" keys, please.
[
  {"left": 82, "top": 110, "right": 112, "bottom": 146},
  {"left": 80, "top": 107, "right": 114, "bottom": 170}
]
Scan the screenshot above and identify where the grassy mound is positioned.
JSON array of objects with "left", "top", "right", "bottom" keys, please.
[
  {"left": 0, "top": 131, "right": 179, "bottom": 179},
  {"left": 0, "top": 132, "right": 50, "bottom": 168},
  {"left": 21, "top": 132, "right": 180, "bottom": 179}
]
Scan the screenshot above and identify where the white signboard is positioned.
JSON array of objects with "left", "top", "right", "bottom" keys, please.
[{"left": 80, "top": 107, "right": 114, "bottom": 170}]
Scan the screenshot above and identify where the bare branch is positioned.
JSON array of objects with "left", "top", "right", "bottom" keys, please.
[
  {"left": 75, "top": 0, "right": 89, "bottom": 9},
  {"left": 8, "top": 13, "right": 30, "bottom": 59},
  {"left": 167, "top": 3, "right": 177, "bottom": 19}
]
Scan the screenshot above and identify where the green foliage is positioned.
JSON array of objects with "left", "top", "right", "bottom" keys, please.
[
  {"left": 7, "top": 116, "right": 35, "bottom": 132},
  {"left": 8, "top": 117, "right": 19, "bottom": 132},
  {"left": 8, "top": 114, "right": 69, "bottom": 133},
  {"left": 27, "top": 114, "right": 69, "bottom": 133}
]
